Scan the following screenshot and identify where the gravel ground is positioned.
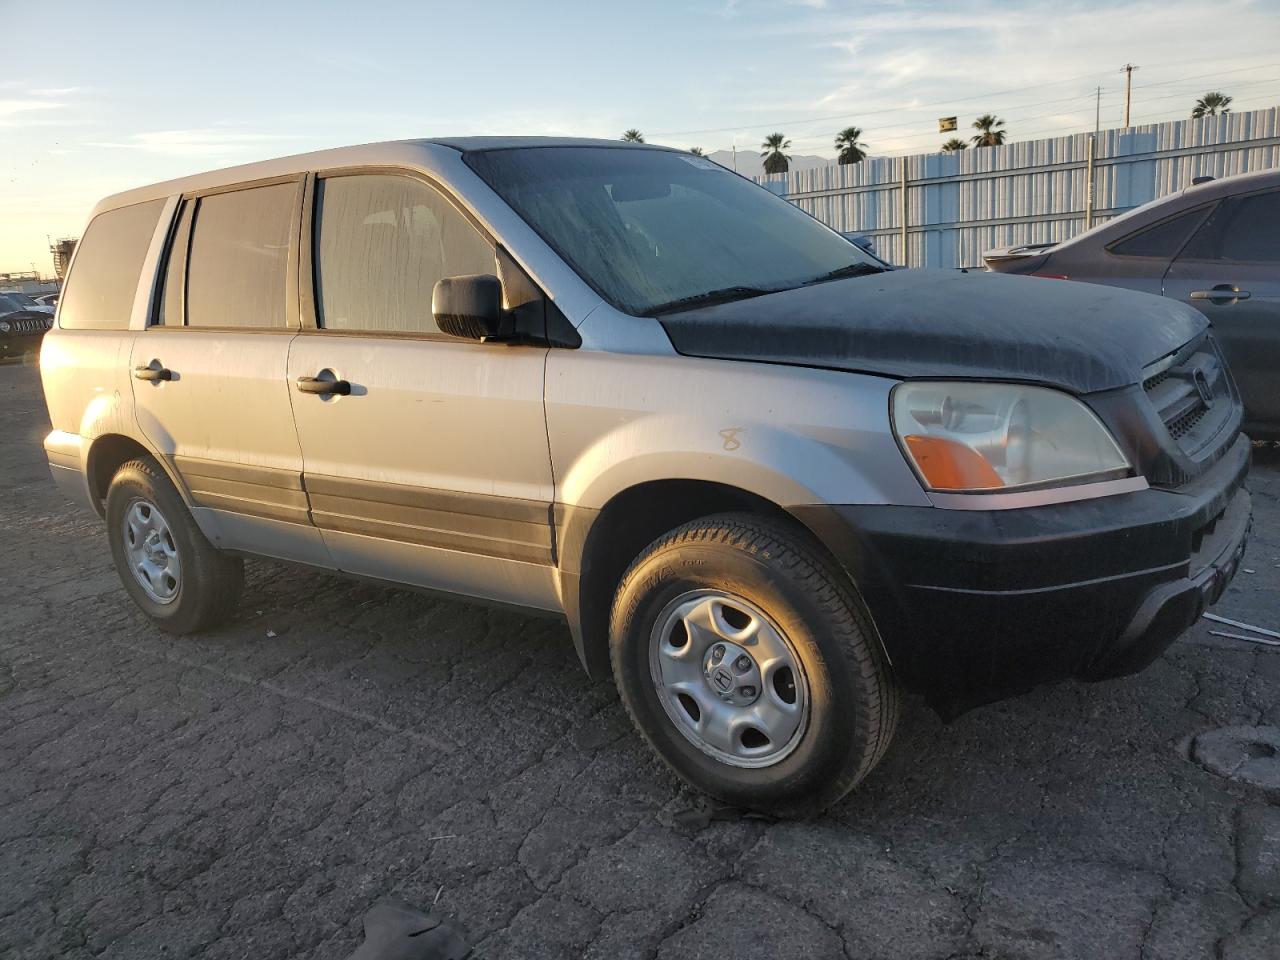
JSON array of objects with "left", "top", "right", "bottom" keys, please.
[{"left": 2, "top": 359, "right": 1278, "bottom": 960}]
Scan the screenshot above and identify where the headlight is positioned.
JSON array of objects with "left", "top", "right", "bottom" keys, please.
[
  {"left": 0, "top": 321, "right": 9, "bottom": 333},
  {"left": 891, "top": 381, "right": 1130, "bottom": 492}
]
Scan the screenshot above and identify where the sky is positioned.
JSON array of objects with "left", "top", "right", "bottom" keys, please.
[{"left": 3, "top": 0, "right": 1280, "bottom": 274}]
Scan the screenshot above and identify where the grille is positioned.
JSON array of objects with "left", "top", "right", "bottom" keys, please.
[
  {"left": 1141, "top": 370, "right": 1169, "bottom": 392},
  {"left": 3, "top": 316, "right": 51, "bottom": 334},
  {"left": 1142, "top": 336, "right": 1232, "bottom": 456},
  {"left": 1167, "top": 406, "right": 1207, "bottom": 439}
]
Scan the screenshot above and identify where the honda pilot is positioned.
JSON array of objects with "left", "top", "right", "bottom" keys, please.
[{"left": 40, "top": 138, "right": 1251, "bottom": 815}]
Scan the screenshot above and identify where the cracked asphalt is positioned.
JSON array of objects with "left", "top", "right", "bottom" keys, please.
[{"left": 2, "top": 359, "right": 1278, "bottom": 960}]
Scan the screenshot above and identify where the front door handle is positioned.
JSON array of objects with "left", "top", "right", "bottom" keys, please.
[
  {"left": 295, "top": 375, "right": 351, "bottom": 396},
  {"left": 1190, "top": 284, "right": 1251, "bottom": 304},
  {"left": 134, "top": 364, "right": 173, "bottom": 381}
]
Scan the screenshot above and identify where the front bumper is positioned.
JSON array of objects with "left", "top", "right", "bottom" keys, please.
[
  {"left": 0, "top": 329, "right": 47, "bottom": 359},
  {"left": 795, "top": 433, "right": 1252, "bottom": 719}
]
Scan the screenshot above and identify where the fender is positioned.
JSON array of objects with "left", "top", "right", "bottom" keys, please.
[
  {"left": 548, "top": 350, "right": 929, "bottom": 515},
  {"left": 545, "top": 348, "right": 929, "bottom": 677}
]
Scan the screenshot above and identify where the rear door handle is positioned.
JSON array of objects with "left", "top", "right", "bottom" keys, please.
[
  {"left": 295, "top": 375, "right": 351, "bottom": 396},
  {"left": 134, "top": 364, "right": 173, "bottom": 381},
  {"left": 1190, "top": 284, "right": 1251, "bottom": 303}
]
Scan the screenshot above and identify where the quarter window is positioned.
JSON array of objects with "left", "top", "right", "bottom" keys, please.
[
  {"left": 1180, "top": 190, "right": 1280, "bottom": 263},
  {"left": 1110, "top": 207, "right": 1209, "bottom": 259},
  {"left": 313, "top": 174, "right": 494, "bottom": 334},
  {"left": 59, "top": 199, "right": 166, "bottom": 330},
  {"left": 185, "top": 183, "right": 297, "bottom": 328}
]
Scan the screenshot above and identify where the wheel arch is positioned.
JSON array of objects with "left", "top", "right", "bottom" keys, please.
[
  {"left": 84, "top": 433, "right": 181, "bottom": 517},
  {"left": 556, "top": 478, "right": 860, "bottom": 681}
]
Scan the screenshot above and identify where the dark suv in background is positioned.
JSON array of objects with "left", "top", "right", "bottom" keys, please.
[
  {"left": 0, "top": 292, "right": 55, "bottom": 361},
  {"left": 985, "top": 169, "right": 1280, "bottom": 437}
]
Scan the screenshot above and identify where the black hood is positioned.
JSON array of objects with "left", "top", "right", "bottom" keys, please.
[{"left": 659, "top": 269, "right": 1207, "bottom": 394}]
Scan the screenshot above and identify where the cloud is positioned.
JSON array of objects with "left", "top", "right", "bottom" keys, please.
[
  {"left": 0, "top": 98, "right": 67, "bottom": 125},
  {"left": 88, "top": 129, "right": 299, "bottom": 157},
  {"left": 28, "top": 86, "right": 80, "bottom": 97}
]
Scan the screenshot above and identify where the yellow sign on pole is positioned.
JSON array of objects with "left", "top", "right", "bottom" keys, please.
[{"left": 938, "top": 117, "right": 958, "bottom": 132}]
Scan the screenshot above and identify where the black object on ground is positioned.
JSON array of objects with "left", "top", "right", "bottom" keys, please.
[{"left": 346, "top": 899, "right": 469, "bottom": 960}]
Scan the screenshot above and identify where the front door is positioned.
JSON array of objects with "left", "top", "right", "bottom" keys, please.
[
  {"left": 287, "top": 170, "right": 558, "bottom": 609},
  {"left": 131, "top": 178, "right": 331, "bottom": 566},
  {"left": 1163, "top": 188, "right": 1280, "bottom": 430}
]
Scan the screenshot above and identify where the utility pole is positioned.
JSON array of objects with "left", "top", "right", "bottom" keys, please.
[
  {"left": 1121, "top": 64, "right": 1139, "bottom": 127},
  {"left": 1087, "top": 86, "right": 1101, "bottom": 232},
  {"left": 900, "top": 157, "right": 909, "bottom": 268}
]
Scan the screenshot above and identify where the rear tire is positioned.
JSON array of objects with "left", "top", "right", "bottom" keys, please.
[
  {"left": 610, "top": 513, "right": 898, "bottom": 817},
  {"left": 106, "top": 457, "right": 243, "bottom": 634}
]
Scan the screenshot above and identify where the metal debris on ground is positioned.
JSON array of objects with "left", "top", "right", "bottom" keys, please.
[
  {"left": 1209, "top": 630, "right": 1280, "bottom": 648},
  {"left": 346, "top": 898, "right": 468, "bottom": 960},
  {"left": 1203, "top": 612, "right": 1280, "bottom": 641}
]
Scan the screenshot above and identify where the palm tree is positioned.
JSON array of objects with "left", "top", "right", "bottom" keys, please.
[
  {"left": 760, "top": 132, "right": 791, "bottom": 175},
  {"left": 834, "top": 126, "right": 868, "bottom": 165},
  {"left": 689, "top": 146, "right": 705, "bottom": 156},
  {"left": 622, "top": 129, "right": 644, "bottom": 143},
  {"left": 971, "top": 114, "right": 1007, "bottom": 147},
  {"left": 941, "top": 138, "right": 968, "bottom": 153},
  {"left": 1192, "top": 92, "right": 1232, "bottom": 118}
]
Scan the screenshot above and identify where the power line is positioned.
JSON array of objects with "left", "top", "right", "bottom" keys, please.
[
  {"left": 782, "top": 93, "right": 1114, "bottom": 151},
  {"left": 1131, "top": 61, "right": 1280, "bottom": 91},
  {"left": 649, "top": 67, "right": 1119, "bottom": 137},
  {"left": 731, "top": 71, "right": 1279, "bottom": 158},
  {"left": 650, "top": 58, "right": 1280, "bottom": 141}
]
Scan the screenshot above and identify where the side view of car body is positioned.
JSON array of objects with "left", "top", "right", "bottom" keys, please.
[
  {"left": 41, "top": 138, "right": 1250, "bottom": 815},
  {"left": 984, "top": 169, "right": 1280, "bottom": 438}
]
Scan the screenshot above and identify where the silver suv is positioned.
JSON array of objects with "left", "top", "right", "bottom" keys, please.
[{"left": 41, "top": 138, "right": 1252, "bottom": 815}]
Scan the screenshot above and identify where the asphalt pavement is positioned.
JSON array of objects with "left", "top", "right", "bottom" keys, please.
[{"left": 1, "top": 359, "right": 1277, "bottom": 959}]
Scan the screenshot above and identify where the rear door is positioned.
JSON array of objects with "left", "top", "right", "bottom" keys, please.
[
  {"left": 131, "top": 178, "right": 332, "bottom": 565},
  {"left": 1163, "top": 188, "right": 1280, "bottom": 430},
  {"left": 1069, "top": 205, "right": 1214, "bottom": 296},
  {"left": 286, "top": 170, "right": 558, "bottom": 609}
]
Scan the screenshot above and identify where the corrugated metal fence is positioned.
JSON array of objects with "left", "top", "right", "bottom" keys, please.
[{"left": 757, "top": 106, "right": 1280, "bottom": 268}]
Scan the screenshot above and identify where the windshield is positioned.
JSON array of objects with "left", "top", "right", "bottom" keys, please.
[
  {"left": 0, "top": 293, "right": 30, "bottom": 312},
  {"left": 465, "top": 146, "right": 881, "bottom": 316}
]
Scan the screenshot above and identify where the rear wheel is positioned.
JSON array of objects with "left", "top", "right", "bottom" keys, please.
[
  {"left": 106, "top": 457, "right": 243, "bottom": 634},
  {"left": 610, "top": 513, "right": 899, "bottom": 817}
]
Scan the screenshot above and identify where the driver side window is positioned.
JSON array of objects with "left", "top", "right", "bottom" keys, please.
[{"left": 313, "top": 174, "right": 494, "bottom": 334}]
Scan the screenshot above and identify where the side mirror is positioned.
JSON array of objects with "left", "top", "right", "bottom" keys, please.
[{"left": 432, "top": 274, "right": 503, "bottom": 340}]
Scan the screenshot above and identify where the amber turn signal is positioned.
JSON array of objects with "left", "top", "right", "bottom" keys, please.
[{"left": 902, "top": 435, "right": 1005, "bottom": 490}]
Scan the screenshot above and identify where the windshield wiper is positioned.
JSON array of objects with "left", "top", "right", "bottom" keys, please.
[
  {"left": 647, "top": 285, "right": 778, "bottom": 316},
  {"left": 801, "top": 262, "right": 887, "bottom": 285}
]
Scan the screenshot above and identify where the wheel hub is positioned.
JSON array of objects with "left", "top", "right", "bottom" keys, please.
[
  {"left": 649, "top": 589, "right": 809, "bottom": 769},
  {"left": 703, "top": 641, "right": 761, "bottom": 707},
  {"left": 121, "top": 498, "right": 181, "bottom": 605}
]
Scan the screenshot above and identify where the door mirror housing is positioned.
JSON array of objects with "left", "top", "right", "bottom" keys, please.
[{"left": 433, "top": 274, "right": 503, "bottom": 340}]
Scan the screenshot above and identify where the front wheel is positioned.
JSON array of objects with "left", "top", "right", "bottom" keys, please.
[
  {"left": 610, "top": 514, "right": 899, "bottom": 817},
  {"left": 106, "top": 457, "right": 244, "bottom": 634}
]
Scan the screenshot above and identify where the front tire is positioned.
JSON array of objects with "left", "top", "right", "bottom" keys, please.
[
  {"left": 106, "top": 457, "right": 243, "bottom": 634},
  {"left": 610, "top": 514, "right": 898, "bottom": 817}
]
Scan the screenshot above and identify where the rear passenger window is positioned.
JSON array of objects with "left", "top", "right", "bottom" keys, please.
[
  {"left": 313, "top": 174, "right": 493, "bottom": 334},
  {"left": 1180, "top": 191, "right": 1280, "bottom": 263},
  {"left": 155, "top": 201, "right": 193, "bottom": 327},
  {"left": 185, "top": 183, "right": 297, "bottom": 328},
  {"left": 59, "top": 199, "right": 166, "bottom": 329},
  {"left": 1110, "top": 208, "right": 1208, "bottom": 259}
]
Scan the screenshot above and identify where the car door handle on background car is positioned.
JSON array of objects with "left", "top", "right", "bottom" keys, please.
[
  {"left": 133, "top": 364, "right": 173, "bottom": 381},
  {"left": 295, "top": 375, "right": 351, "bottom": 396},
  {"left": 1190, "top": 284, "right": 1252, "bottom": 304}
]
